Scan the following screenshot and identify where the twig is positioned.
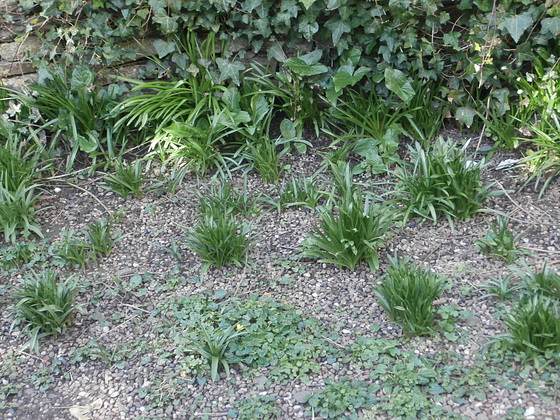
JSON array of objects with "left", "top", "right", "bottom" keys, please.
[
  {"left": 520, "top": 246, "right": 560, "bottom": 254},
  {"left": 60, "top": 181, "right": 111, "bottom": 215},
  {"left": 123, "top": 303, "right": 151, "bottom": 314},
  {"left": 193, "top": 413, "right": 229, "bottom": 418},
  {"left": 491, "top": 178, "right": 551, "bottom": 224},
  {"left": 97, "top": 314, "right": 139, "bottom": 339}
]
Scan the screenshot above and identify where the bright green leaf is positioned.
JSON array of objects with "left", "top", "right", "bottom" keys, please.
[
  {"left": 77, "top": 134, "right": 98, "bottom": 153},
  {"left": 71, "top": 66, "right": 94, "bottom": 91},
  {"left": 284, "top": 57, "right": 327, "bottom": 76},
  {"left": 299, "top": 0, "right": 315, "bottom": 9},
  {"left": 384, "top": 68, "right": 415, "bottom": 103}
]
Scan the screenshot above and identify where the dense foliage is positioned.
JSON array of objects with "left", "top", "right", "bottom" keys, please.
[{"left": 4, "top": 0, "right": 560, "bottom": 94}]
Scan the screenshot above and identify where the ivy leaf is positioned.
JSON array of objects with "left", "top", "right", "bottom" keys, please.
[
  {"left": 326, "top": 0, "right": 344, "bottom": 9},
  {"left": 37, "top": 68, "right": 54, "bottom": 85},
  {"left": 299, "top": 0, "right": 315, "bottom": 9},
  {"left": 71, "top": 66, "right": 94, "bottom": 91},
  {"left": 153, "top": 16, "right": 179, "bottom": 34},
  {"left": 333, "top": 67, "right": 369, "bottom": 91},
  {"left": 455, "top": 106, "right": 477, "bottom": 128},
  {"left": 267, "top": 42, "right": 287, "bottom": 62},
  {"left": 325, "top": 18, "right": 351, "bottom": 46},
  {"left": 384, "top": 68, "right": 415, "bottom": 103},
  {"left": 152, "top": 39, "right": 176, "bottom": 58},
  {"left": 502, "top": 13, "right": 533, "bottom": 43},
  {"left": 299, "top": 49, "right": 322, "bottom": 65},
  {"left": 216, "top": 58, "right": 245, "bottom": 85},
  {"left": 541, "top": 17, "right": 560, "bottom": 36},
  {"left": 284, "top": 53, "right": 328, "bottom": 76},
  {"left": 243, "top": 0, "right": 262, "bottom": 12},
  {"left": 443, "top": 32, "right": 461, "bottom": 50},
  {"left": 298, "top": 18, "right": 319, "bottom": 41}
]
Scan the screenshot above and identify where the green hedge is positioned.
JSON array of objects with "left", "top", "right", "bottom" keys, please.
[{"left": 5, "top": 0, "right": 560, "bottom": 93}]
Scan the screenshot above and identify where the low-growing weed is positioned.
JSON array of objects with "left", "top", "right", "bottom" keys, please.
[
  {"left": 186, "top": 214, "right": 254, "bottom": 271},
  {"left": 103, "top": 159, "right": 146, "bottom": 199},
  {"left": 9, "top": 270, "right": 78, "bottom": 353},
  {"left": 241, "top": 136, "right": 283, "bottom": 184},
  {"left": 513, "top": 261, "right": 560, "bottom": 300},
  {"left": 307, "top": 378, "right": 376, "bottom": 419},
  {"left": 55, "top": 230, "right": 92, "bottom": 269},
  {"left": 0, "top": 241, "right": 36, "bottom": 270},
  {"left": 85, "top": 218, "right": 117, "bottom": 259},
  {"left": 373, "top": 254, "right": 445, "bottom": 336},
  {"left": 196, "top": 177, "right": 256, "bottom": 218},
  {"left": 262, "top": 175, "right": 325, "bottom": 212},
  {"left": 393, "top": 138, "right": 496, "bottom": 227},
  {"left": 302, "top": 163, "right": 392, "bottom": 271},
  {"left": 155, "top": 238, "right": 183, "bottom": 261},
  {"left": 234, "top": 395, "right": 282, "bottom": 420},
  {"left": 476, "top": 214, "right": 528, "bottom": 263},
  {"left": 184, "top": 323, "right": 247, "bottom": 381},
  {"left": 505, "top": 296, "right": 560, "bottom": 359},
  {"left": 478, "top": 275, "right": 524, "bottom": 301}
]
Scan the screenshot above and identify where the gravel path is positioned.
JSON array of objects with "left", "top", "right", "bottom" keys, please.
[{"left": 1, "top": 132, "right": 559, "bottom": 420}]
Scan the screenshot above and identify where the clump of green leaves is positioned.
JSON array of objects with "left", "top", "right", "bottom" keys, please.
[
  {"left": 186, "top": 214, "right": 254, "bottom": 271},
  {"left": 518, "top": 113, "right": 560, "bottom": 198},
  {"left": 25, "top": 66, "right": 128, "bottom": 171},
  {"left": 55, "top": 230, "right": 92, "bottom": 269},
  {"left": 9, "top": 270, "right": 78, "bottom": 353},
  {"left": 476, "top": 214, "right": 528, "bottom": 263},
  {"left": 185, "top": 323, "right": 246, "bottom": 381},
  {"left": 374, "top": 255, "right": 445, "bottom": 336},
  {"left": 0, "top": 241, "right": 36, "bottom": 270},
  {"left": 170, "top": 293, "right": 336, "bottom": 383},
  {"left": 505, "top": 296, "right": 560, "bottom": 359},
  {"left": 307, "top": 378, "right": 376, "bottom": 419},
  {"left": 85, "top": 218, "right": 119, "bottom": 259},
  {"left": 103, "top": 159, "right": 146, "bottom": 199},
  {"left": 195, "top": 177, "right": 256, "bottom": 219},
  {"left": 513, "top": 261, "right": 560, "bottom": 300},
  {"left": 302, "top": 163, "right": 393, "bottom": 271},
  {"left": 0, "top": 126, "right": 49, "bottom": 243},
  {"left": 394, "top": 138, "right": 496, "bottom": 226},
  {"left": 262, "top": 175, "right": 326, "bottom": 212},
  {"left": 478, "top": 275, "right": 524, "bottom": 301}
]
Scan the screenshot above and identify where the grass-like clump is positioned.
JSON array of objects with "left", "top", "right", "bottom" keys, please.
[
  {"left": 9, "top": 270, "right": 78, "bottom": 353},
  {"left": 374, "top": 255, "right": 445, "bottom": 336},
  {"left": 394, "top": 138, "right": 496, "bottom": 226}
]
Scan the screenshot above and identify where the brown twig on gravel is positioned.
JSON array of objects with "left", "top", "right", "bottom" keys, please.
[
  {"left": 45, "top": 180, "right": 110, "bottom": 216},
  {"left": 492, "top": 178, "right": 555, "bottom": 224},
  {"left": 520, "top": 246, "right": 560, "bottom": 254},
  {"left": 194, "top": 413, "right": 229, "bottom": 418}
]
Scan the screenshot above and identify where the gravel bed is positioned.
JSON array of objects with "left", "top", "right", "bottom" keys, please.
[{"left": 1, "top": 132, "right": 559, "bottom": 420}]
